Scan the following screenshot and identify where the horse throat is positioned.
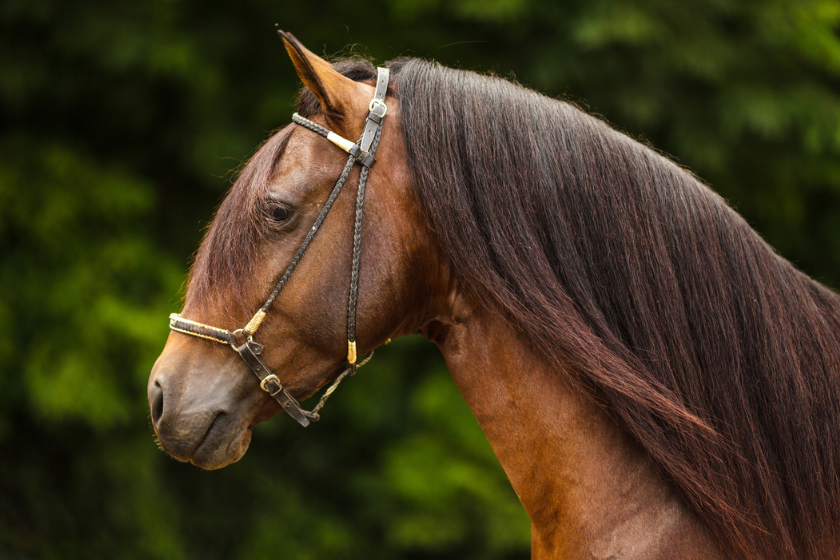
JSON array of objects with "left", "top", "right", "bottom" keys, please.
[{"left": 422, "top": 299, "right": 724, "bottom": 559}]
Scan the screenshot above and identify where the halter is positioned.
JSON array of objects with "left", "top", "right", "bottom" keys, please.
[{"left": 168, "top": 68, "right": 390, "bottom": 427}]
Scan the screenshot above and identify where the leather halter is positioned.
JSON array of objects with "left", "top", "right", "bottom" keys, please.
[{"left": 169, "top": 67, "right": 390, "bottom": 427}]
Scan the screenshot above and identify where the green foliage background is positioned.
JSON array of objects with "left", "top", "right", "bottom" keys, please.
[{"left": 2, "top": 0, "right": 839, "bottom": 558}]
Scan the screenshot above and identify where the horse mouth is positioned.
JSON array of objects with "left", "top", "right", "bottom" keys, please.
[{"left": 188, "top": 413, "right": 253, "bottom": 470}]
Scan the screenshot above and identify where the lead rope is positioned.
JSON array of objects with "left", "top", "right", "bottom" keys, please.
[{"left": 309, "top": 351, "right": 374, "bottom": 416}]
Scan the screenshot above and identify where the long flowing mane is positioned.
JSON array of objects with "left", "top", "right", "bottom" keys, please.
[
  {"left": 390, "top": 60, "right": 840, "bottom": 559},
  {"left": 213, "top": 57, "right": 840, "bottom": 558}
]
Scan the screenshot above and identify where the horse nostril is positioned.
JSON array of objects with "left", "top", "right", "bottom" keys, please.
[{"left": 150, "top": 380, "right": 164, "bottom": 426}]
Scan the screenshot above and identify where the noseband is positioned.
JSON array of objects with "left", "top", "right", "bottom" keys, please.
[{"left": 168, "top": 68, "right": 390, "bottom": 427}]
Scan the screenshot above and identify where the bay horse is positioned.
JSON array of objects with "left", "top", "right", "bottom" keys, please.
[{"left": 148, "top": 31, "right": 840, "bottom": 559}]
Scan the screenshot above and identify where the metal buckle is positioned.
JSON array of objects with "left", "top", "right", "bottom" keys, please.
[
  {"left": 259, "top": 374, "right": 280, "bottom": 392},
  {"left": 369, "top": 98, "right": 387, "bottom": 117}
]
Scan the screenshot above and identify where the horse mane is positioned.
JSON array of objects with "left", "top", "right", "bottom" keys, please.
[
  {"left": 390, "top": 59, "right": 840, "bottom": 559},
  {"left": 198, "top": 56, "right": 840, "bottom": 558}
]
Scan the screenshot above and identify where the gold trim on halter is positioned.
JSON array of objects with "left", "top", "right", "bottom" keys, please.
[
  {"left": 326, "top": 131, "right": 356, "bottom": 153},
  {"left": 244, "top": 309, "right": 267, "bottom": 335},
  {"left": 347, "top": 340, "right": 357, "bottom": 364}
]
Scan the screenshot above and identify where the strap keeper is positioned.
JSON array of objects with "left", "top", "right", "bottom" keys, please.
[
  {"left": 244, "top": 309, "right": 266, "bottom": 335},
  {"left": 349, "top": 144, "right": 375, "bottom": 168},
  {"left": 347, "top": 340, "right": 357, "bottom": 364},
  {"left": 367, "top": 111, "right": 383, "bottom": 125},
  {"left": 360, "top": 154, "right": 376, "bottom": 168}
]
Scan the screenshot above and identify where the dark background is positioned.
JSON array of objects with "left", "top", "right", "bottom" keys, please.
[{"left": 2, "top": 0, "right": 840, "bottom": 558}]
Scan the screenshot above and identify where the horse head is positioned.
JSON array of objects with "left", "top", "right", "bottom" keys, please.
[{"left": 148, "top": 33, "right": 443, "bottom": 470}]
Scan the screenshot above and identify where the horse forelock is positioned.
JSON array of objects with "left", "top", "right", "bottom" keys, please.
[
  {"left": 392, "top": 58, "right": 840, "bottom": 559},
  {"left": 185, "top": 126, "right": 293, "bottom": 318}
]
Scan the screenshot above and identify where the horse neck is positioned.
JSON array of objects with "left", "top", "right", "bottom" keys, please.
[{"left": 422, "top": 296, "right": 724, "bottom": 559}]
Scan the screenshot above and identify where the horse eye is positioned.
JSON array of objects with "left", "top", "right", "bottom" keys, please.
[{"left": 268, "top": 204, "right": 292, "bottom": 224}]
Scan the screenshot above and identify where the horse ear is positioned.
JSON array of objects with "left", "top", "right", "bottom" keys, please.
[{"left": 278, "top": 30, "right": 363, "bottom": 125}]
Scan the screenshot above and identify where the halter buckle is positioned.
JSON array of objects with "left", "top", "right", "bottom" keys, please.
[
  {"left": 369, "top": 98, "right": 387, "bottom": 117},
  {"left": 260, "top": 374, "right": 280, "bottom": 392}
]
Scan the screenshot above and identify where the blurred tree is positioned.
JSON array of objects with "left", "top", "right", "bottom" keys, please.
[{"left": 1, "top": 0, "right": 838, "bottom": 558}]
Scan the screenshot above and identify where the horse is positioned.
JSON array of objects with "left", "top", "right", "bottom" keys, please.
[{"left": 148, "top": 31, "right": 840, "bottom": 559}]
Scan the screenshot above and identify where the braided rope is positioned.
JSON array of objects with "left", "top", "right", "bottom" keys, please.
[
  {"left": 292, "top": 113, "right": 330, "bottom": 139},
  {"left": 169, "top": 314, "right": 234, "bottom": 344},
  {"left": 259, "top": 153, "right": 356, "bottom": 314},
  {"left": 346, "top": 124, "right": 384, "bottom": 345},
  {"left": 309, "top": 351, "right": 374, "bottom": 415}
]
